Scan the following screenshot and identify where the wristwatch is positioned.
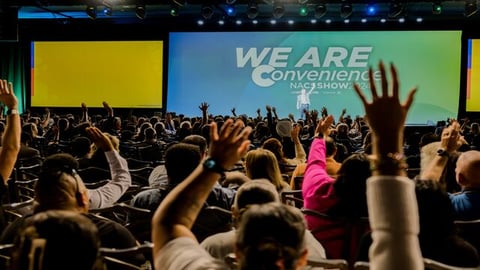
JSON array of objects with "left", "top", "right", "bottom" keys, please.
[
  {"left": 6, "top": 108, "right": 19, "bottom": 116},
  {"left": 437, "top": 148, "right": 449, "bottom": 157},
  {"left": 203, "top": 158, "right": 226, "bottom": 174}
]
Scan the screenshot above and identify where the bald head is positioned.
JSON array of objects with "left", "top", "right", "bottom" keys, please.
[{"left": 456, "top": 150, "right": 480, "bottom": 188}]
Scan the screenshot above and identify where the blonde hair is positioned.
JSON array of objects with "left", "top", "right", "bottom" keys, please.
[{"left": 245, "top": 149, "right": 288, "bottom": 192}]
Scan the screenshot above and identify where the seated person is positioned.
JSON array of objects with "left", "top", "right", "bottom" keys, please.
[
  {"left": 302, "top": 115, "right": 371, "bottom": 261},
  {"left": 201, "top": 179, "right": 326, "bottom": 263},
  {"left": 244, "top": 148, "right": 290, "bottom": 193},
  {"left": 69, "top": 136, "right": 93, "bottom": 169},
  {"left": 17, "top": 131, "right": 41, "bottom": 160},
  {"left": 421, "top": 123, "right": 480, "bottom": 220},
  {"left": 357, "top": 180, "right": 479, "bottom": 267},
  {"left": 10, "top": 210, "right": 102, "bottom": 270},
  {"left": 132, "top": 141, "right": 236, "bottom": 241},
  {"left": 1, "top": 151, "right": 143, "bottom": 267},
  {"left": 152, "top": 119, "right": 311, "bottom": 270}
]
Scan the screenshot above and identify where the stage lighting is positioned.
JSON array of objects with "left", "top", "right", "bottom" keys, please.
[
  {"left": 226, "top": 5, "right": 236, "bottom": 16},
  {"left": 465, "top": 0, "right": 478, "bottom": 17},
  {"left": 432, "top": 1, "right": 442, "bottom": 14},
  {"left": 314, "top": 4, "right": 327, "bottom": 18},
  {"left": 388, "top": 1, "right": 403, "bottom": 18},
  {"left": 170, "top": 5, "right": 179, "bottom": 16},
  {"left": 201, "top": 5, "right": 214, "bottom": 19},
  {"left": 247, "top": 2, "right": 259, "bottom": 19},
  {"left": 86, "top": 5, "right": 97, "bottom": 19},
  {"left": 366, "top": 3, "right": 377, "bottom": 16},
  {"left": 340, "top": 1, "right": 353, "bottom": 18},
  {"left": 226, "top": 0, "right": 236, "bottom": 5},
  {"left": 299, "top": 4, "right": 308, "bottom": 16},
  {"left": 273, "top": 3, "right": 285, "bottom": 19},
  {"left": 103, "top": 5, "right": 112, "bottom": 16},
  {"left": 136, "top": 5, "right": 146, "bottom": 19}
]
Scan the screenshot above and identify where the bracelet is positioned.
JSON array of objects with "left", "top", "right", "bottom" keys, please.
[{"left": 369, "top": 152, "right": 408, "bottom": 171}]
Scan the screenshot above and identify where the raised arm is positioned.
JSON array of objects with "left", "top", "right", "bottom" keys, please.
[
  {"left": 307, "top": 84, "right": 315, "bottom": 95},
  {"left": 152, "top": 119, "right": 251, "bottom": 254},
  {"left": 85, "top": 127, "right": 131, "bottom": 208},
  {"left": 80, "top": 103, "right": 89, "bottom": 123},
  {"left": 290, "top": 124, "right": 306, "bottom": 163},
  {"left": 199, "top": 102, "right": 209, "bottom": 126},
  {"left": 420, "top": 122, "right": 463, "bottom": 186},
  {"left": 0, "top": 79, "right": 20, "bottom": 183},
  {"left": 353, "top": 61, "right": 422, "bottom": 270}
]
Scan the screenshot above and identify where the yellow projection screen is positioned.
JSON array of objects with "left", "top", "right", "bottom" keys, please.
[{"left": 31, "top": 41, "right": 163, "bottom": 108}]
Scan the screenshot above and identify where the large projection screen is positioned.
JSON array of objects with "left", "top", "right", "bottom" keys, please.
[
  {"left": 466, "top": 39, "right": 480, "bottom": 112},
  {"left": 31, "top": 41, "right": 163, "bottom": 108},
  {"left": 168, "top": 31, "right": 461, "bottom": 125}
]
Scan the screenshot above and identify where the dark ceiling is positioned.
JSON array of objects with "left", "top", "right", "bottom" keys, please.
[{"left": 2, "top": 0, "right": 479, "bottom": 28}]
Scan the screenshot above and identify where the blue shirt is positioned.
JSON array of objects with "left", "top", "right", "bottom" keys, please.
[{"left": 449, "top": 190, "right": 480, "bottom": 220}]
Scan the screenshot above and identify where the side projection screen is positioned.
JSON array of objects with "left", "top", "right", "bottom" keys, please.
[{"left": 31, "top": 41, "right": 164, "bottom": 108}]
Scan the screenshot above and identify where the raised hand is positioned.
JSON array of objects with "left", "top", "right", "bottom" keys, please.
[
  {"left": 353, "top": 61, "right": 416, "bottom": 153},
  {"left": 0, "top": 79, "right": 18, "bottom": 109},
  {"left": 315, "top": 115, "right": 334, "bottom": 137},
  {"left": 266, "top": 105, "right": 272, "bottom": 112},
  {"left": 102, "top": 101, "right": 113, "bottom": 116},
  {"left": 209, "top": 119, "right": 252, "bottom": 170},
  {"left": 231, "top": 107, "right": 236, "bottom": 115},
  {"left": 321, "top": 106, "right": 328, "bottom": 118},
  {"left": 86, "top": 126, "right": 114, "bottom": 152},
  {"left": 199, "top": 102, "right": 209, "bottom": 112},
  {"left": 440, "top": 121, "right": 465, "bottom": 153}
]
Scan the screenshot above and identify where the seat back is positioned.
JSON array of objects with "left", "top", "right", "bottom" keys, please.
[
  {"left": 281, "top": 190, "right": 303, "bottom": 208},
  {"left": 354, "top": 259, "right": 480, "bottom": 270},
  {"left": 77, "top": 166, "right": 111, "bottom": 184},
  {"left": 90, "top": 203, "right": 153, "bottom": 242},
  {"left": 455, "top": 219, "right": 480, "bottom": 254},
  {"left": 307, "top": 258, "right": 349, "bottom": 270},
  {"left": 100, "top": 242, "right": 153, "bottom": 270},
  {"left": 192, "top": 206, "right": 233, "bottom": 242}
]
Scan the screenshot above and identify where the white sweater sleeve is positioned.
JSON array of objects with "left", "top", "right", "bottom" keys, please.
[{"left": 367, "top": 175, "right": 423, "bottom": 270}]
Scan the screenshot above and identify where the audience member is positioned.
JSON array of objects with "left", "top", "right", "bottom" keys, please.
[
  {"left": 0, "top": 79, "right": 21, "bottom": 231},
  {"left": 353, "top": 61, "right": 422, "bottom": 269},
  {"left": 357, "top": 180, "right": 479, "bottom": 267},
  {"left": 244, "top": 148, "right": 290, "bottom": 193},
  {"left": 301, "top": 115, "right": 371, "bottom": 261},
  {"left": 1, "top": 152, "right": 143, "bottom": 266},
  {"left": 10, "top": 210, "right": 102, "bottom": 270},
  {"left": 201, "top": 179, "right": 327, "bottom": 266},
  {"left": 152, "top": 119, "right": 314, "bottom": 270}
]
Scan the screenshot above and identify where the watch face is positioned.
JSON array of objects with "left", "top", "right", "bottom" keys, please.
[{"left": 205, "top": 159, "right": 215, "bottom": 169}]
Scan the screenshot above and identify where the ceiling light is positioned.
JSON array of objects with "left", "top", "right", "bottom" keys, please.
[
  {"left": 273, "top": 3, "right": 285, "bottom": 19},
  {"left": 247, "top": 2, "right": 259, "bottom": 19},
  {"left": 314, "top": 4, "right": 327, "bottom": 18},
  {"left": 86, "top": 5, "right": 97, "bottom": 19},
  {"left": 340, "top": 1, "right": 353, "bottom": 18},
  {"left": 136, "top": 5, "right": 146, "bottom": 19},
  {"left": 388, "top": 1, "right": 403, "bottom": 18},
  {"left": 103, "top": 5, "right": 112, "bottom": 16},
  {"left": 432, "top": 1, "right": 442, "bottom": 14},
  {"left": 465, "top": 0, "right": 478, "bottom": 17},
  {"left": 299, "top": 4, "right": 308, "bottom": 16},
  {"left": 201, "top": 5, "right": 214, "bottom": 20},
  {"left": 170, "top": 5, "right": 179, "bottom": 17}
]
